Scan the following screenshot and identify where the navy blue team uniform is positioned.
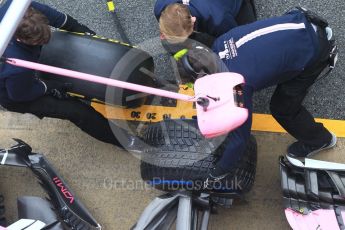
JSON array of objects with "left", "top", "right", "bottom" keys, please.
[
  {"left": 210, "top": 10, "right": 334, "bottom": 172},
  {"left": 154, "top": 0, "right": 245, "bottom": 37},
  {"left": 0, "top": 1, "right": 126, "bottom": 147},
  {"left": 0, "top": 0, "right": 66, "bottom": 105}
]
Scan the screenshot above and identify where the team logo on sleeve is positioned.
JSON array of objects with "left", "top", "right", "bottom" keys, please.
[{"left": 218, "top": 38, "right": 238, "bottom": 60}]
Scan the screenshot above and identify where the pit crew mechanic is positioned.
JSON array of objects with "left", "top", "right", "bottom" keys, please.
[
  {"left": 0, "top": 0, "right": 137, "bottom": 150},
  {"left": 176, "top": 8, "right": 338, "bottom": 180},
  {"left": 154, "top": 0, "right": 256, "bottom": 50},
  {"left": 155, "top": 0, "right": 257, "bottom": 40}
]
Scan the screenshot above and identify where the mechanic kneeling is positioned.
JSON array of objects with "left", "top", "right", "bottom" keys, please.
[
  {"left": 175, "top": 8, "right": 338, "bottom": 181},
  {"left": 0, "top": 1, "right": 137, "bottom": 150}
]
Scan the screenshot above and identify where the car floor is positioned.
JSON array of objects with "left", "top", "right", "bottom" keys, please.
[{"left": 0, "top": 111, "right": 344, "bottom": 229}]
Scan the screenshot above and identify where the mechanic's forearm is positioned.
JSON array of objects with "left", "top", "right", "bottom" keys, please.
[
  {"left": 60, "top": 14, "right": 96, "bottom": 35},
  {"left": 6, "top": 74, "right": 46, "bottom": 102},
  {"left": 8, "top": 85, "right": 46, "bottom": 102},
  {"left": 30, "top": 1, "right": 66, "bottom": 28},
  {"left": 31, "top": 1, "right": 95, "bottom": 34}
]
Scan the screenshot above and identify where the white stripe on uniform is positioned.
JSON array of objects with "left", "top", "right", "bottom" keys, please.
[
  {"left": 182, "top": 0, "right": 190, "bottom": 5},
  {"left": 236, "top": 23, "right": 306, "bottom": 48}
]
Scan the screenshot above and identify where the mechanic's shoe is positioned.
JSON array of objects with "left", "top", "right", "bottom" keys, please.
[
  {"left": 287, "top": 132, "right": 337, "bottom": 158},
  {"left": 204, "top": 166, "right": 232, "bottom": 189},
  {"left": 123, "top": 135, "right": 144, "bottom": 154},
  {"left": 325, "top": 26, "right": 333, "bottom": 40}
]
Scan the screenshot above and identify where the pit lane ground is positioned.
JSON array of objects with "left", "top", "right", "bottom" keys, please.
[{"left": 0, "top": 0, "right": 344, "bottom": 229}]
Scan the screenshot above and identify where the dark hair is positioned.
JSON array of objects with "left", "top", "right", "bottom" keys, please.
[
  {"left": 15, "top": 7, "right": 51, "bottom": 45},
  {"left": 177, "top": 46, "right": 219, "bottom": 83}
]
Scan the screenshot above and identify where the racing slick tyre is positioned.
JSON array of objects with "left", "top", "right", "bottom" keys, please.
[{"left": 140, "top": 119, "right": 257, "bottom": 195}]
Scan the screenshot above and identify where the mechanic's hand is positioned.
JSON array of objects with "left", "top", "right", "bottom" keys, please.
[
  {"left": 48, "top": 88, "right": 70, "bottom": 100},
  {"left": 0, "top": 56, "right": 7, "bottom": 63},
  {"left": 61, "top": 14, "right": 96, "bottom": 35},
  {"left": 44, "top": 81, "right": 73, "bottom": 100}
]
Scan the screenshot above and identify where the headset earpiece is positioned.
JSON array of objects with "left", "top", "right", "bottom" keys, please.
[
  {"left": 181, "top": 51, "right": 208, "bottom": 80},
  {"left": 181, "top": 54, "right": 196, "bottom": 78}
]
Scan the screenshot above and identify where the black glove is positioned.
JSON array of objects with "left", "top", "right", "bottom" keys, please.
[
  {"left": 44, "top": 80, "right": 73, "bottom": 100},
  {"left": 61, "top": 14, "right": 96, "bottom": 35},
  {"left": 48, "top": 88, "right": 69, "bottom": 100},
  {"left": 0, "top": 56, "right": 7, "bottom": 63}
]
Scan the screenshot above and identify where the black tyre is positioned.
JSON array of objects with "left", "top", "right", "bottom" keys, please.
[
  {"left": 40, "top": 31, "right": 155, "bottom": 108},
  {"left": 140, "top": 119, "right": 257, "bottom": 195},
  {"left": 0, "top": 194, "right": 6, "bottom": 226}
]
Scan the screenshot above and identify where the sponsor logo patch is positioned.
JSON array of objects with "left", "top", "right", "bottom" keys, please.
[{"left": 218, "top": 38, "right": 238, "bottom": 60}]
